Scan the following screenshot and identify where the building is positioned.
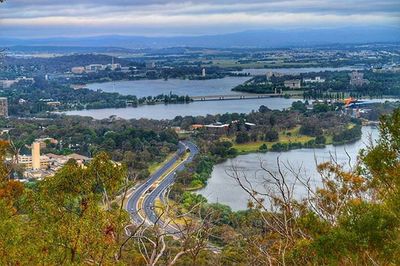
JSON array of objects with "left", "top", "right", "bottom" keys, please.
[
  {"left": 349, "top": 72, "right": 369, "bottom": 86},
  {"left": 35, "top": 137, "right": 58, "bottom": 149},
  {"left": 80, "top": 63, "right": 122, "bottom": 73},
  {"left": 121, "top": 66, "right": 134, "bottom": 73},
  {"left": 107, "top": 63, "right": 121, "bottom": 71},
  {"left": 303, "top": 76, "right": 325, "bottom": 83},
  {"left": 0, "top": 77, "right": 35, "bottom": 88},
  {"left": 18, "top": 98, "right": 27, "bottom": 104},
  {"left": 71, "top": 66, "right": 86, "bottom": 74},
  {"left": 107, "top": 57, "right": 121, "bottom": 71},
  {"left": 46, "top": 101, "right": 61, "bottom": 107},
  {"left": 146, "top": 61, "right": 156, "bottom": 69},
  {"left": 32, "top": 142, "right": 41, "bottom": 170},
  {"left": 202, "top": 68, "right": 206, "bottom": 77},
  {"left": 266, "top": 71, "right": 285, "bottom": 80},
  {"left": 18, "top": 141, "right": 51, "bottom": 170},
  {"left": 204, "top": 122, "right": 230, "bottom": 133},
  {"left": 85, "top": 64, "right": 105, "bottom": 72},
  {"left": 0, "top": 98, "right": 8, "bottom": 117},
  {"left": 17, "top": 142, "right": 91, "bottom": 180},
  {"left": 13, "top": 139, "right": 92, "bottom": 180},
  {"left": 191, "top": 124, "right": 205, "bottom": 130},
  {"left": 284, "top": 79, "right": 301, "bottom": 89},
  {"left": 0, "top": 80, "right": 16, "bottom": 88},
  {"left": 18, "top": 154, "right": 50, "bottom": 169},
  {"left": 0, "top": 129, "right": 11, "bottom": 135}
]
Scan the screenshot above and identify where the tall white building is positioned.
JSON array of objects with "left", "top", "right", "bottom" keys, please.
[{"left": 32, "top": 142, "right": 41, "bottom": 170}]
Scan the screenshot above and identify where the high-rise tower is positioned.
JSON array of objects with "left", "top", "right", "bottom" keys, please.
[{"left": 32, "top": 142, "right": 41, "bottom": 170}]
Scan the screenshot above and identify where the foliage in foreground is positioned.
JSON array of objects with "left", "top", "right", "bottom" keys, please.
[
  {"left": 0, "top": 150, "right": 130, "bottom": 265},
  {"left": 1, "top": 110, "right": 400, "bottom": 265}
]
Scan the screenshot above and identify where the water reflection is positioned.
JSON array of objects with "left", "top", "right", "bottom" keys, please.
[
  {"left": 197, "top": 126, "right": 379, "bottom": 211},
  {"left": 86, "top": 77, "right": 250, "bottom": 97},
  {"left": 64, "top": 97, "right": 298, "bottom": 120}
]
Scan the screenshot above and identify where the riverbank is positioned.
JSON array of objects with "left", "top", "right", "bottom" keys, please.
[
  {"left": 196, "top": 126, "right": 379, "bottom": 210},
  {"left": 83, "top": 76, "right": 250, "bottom": 98},
  {"left": 222, "top": 124, "right": 361, "bottom": 155},
  {"left": 62, "top": 97, "right": 298, "bottom": 120},
  {"left": 180, "top": 122, "right": 363, "bottom": 194}
]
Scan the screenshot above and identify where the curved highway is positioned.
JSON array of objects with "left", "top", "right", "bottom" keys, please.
[{"left": 126, "top": 140, "right": 199, "bottom": 228}]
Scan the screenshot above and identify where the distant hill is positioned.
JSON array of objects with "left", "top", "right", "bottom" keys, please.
[
  {"left": 1, "top": 26, "right": 399, "bottom": 49},
  {"left": 3, "top": 54, "right": 133, "bottom": 72},
  {"left": 4, "top": 46, "right": 136, "bottom": 54}
]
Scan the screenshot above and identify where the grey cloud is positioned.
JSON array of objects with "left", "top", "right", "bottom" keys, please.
[
  {"left": 5, "top": 0, "right": 400, "bottom": 12},
  {"left": 0, "top": 0, "right": 399, "bottom": 38}
]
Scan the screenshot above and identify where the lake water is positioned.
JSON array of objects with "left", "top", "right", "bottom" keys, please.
[
  {"left": 86, "top": 77, "right": 250, "bottom": 97},
  {"left": 64, "top": 97, "right": 298, "bottom": 120},
  {"left": 236, "top": 66, "right": 362, "bottom": 76},
  {"left": 64, "top": 97, "right": 399, "bottom": 121},
  {"left": 85, "top": 67, "right": 361, "bottom": 98},
  {"left": 197, "top": 126, "right": 379, "bottom": 211},
  {"left": 67, "top": 67, "right": 396, "bottom": 120}
]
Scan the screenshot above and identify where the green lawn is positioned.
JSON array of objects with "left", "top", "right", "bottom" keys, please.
[
  {"left": 221, "top": 122, "right": 357, "bottom": 154},
  {"left": 227, "top": 126, "right": 315, "bottom": 153}
]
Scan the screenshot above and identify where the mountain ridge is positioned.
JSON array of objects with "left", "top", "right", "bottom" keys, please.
[{"left": 1, "top": 26, "right": 399, "bottom": 49}]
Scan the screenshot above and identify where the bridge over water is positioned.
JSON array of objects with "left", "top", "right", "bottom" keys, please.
[{"left": 191, "top": 93, "right": 284, "bottom": 101}]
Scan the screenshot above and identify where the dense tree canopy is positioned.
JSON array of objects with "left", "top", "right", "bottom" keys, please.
[{"left": 1, "top": 107, "right": 400, "bottom": 264}]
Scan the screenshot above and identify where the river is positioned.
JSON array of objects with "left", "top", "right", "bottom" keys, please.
[{"left": 197, "top": 126, "right": 379, "bottom": 211}]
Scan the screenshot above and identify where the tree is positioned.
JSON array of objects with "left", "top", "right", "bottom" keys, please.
[
  {"left": 235, "top": 132, "right": 250, "bottom": 144},
  {"left": 124, "top": 190, "right": 214, "bottom": 266},
  {"left": 362, "top": 108, "right": 400, "bottom": 214},
  {"left": 264, "top": 129, "right": 279, "bottom": 142},
  {"left": 0, "top": 148, "right": 134, "bottom": 265},
  {"left": 259, "top": 143, "right": 268, "bottom": 152},
  {"left": 228, "top": 106, "right": 400, "bottom": 265},
  {"left": 291, "top": 101, "right": 307, "bottom": 112}
]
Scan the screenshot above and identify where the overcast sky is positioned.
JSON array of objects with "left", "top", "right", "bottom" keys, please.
[{"left": 1, "top": 0, "right": 399, "bottom": 38}]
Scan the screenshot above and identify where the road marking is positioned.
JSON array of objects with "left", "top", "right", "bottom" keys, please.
[
  {"left": 132, "top": 142, "right": 190, "bottom": 225},
  {"left": 140, "top": 148, "right": 190, "bottom": 224}
]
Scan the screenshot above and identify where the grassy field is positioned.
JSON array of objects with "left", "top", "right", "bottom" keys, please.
[
  {"left": 225, "top": 126, "right": 315, "bottom": 153},
  {"left": 325, "top": 135, "right": 333, "bottom": 144},
  {"left": 224, "top": 122, "right": 358, "bottom": 153},
  {"left": 207, "top": 59, "right": 319, "bottom": 69}
]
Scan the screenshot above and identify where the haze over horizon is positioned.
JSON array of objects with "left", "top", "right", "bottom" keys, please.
[{"left": 1, "top": 0, "right": 399, "bottom": 39}]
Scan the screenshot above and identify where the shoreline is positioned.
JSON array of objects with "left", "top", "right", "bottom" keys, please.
[
  {"left": 72, "top": 64, "right": 361, "bottom": 87},
  {"left": 186, "top": 126, "right": 370, "bottom": 193},
  {"left": 192, "top": 125, "right": 379, "bottom": 211},
  {"left": 72, "top": 73, "right": 249, "bottom": 87}
]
